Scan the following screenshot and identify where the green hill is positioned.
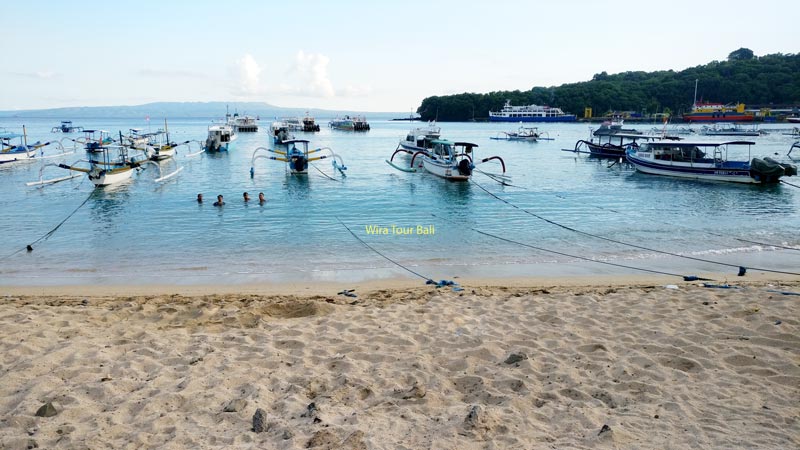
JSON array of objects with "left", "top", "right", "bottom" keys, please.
[{"left": 417, "top": 49, "right": 800, "bottom": 121}]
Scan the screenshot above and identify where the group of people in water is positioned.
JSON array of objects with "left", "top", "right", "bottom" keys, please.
[{"left": 196, "top": 192, "right": 266, "bottom": 206}]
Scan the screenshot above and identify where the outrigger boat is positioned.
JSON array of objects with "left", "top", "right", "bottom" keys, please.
[
  {"left": 249, "top": 139, "right": 347, "bottom": 178},
  {"left": 1, "top": 126, "right": 50, "bottom": 164},
  {"left": 51, "top": 121, "right": 84, "bottom": 133},
  {"left": 490, "top": 126, "right": 551, "bottom": 142},
  {"left": 75, "top": 129, "right": 114, "bottom": 153},
  {"left": 30, "top": 139, "right": 183, "bottom": 187},
  {"left": 566, "top": 120, "right": 677, "bottom": 158},
  {"left": 700, "top": 123, "right": 765, "bottom": 137},
  {"left": 1, "top": 126, "right": 74, "bottom": 164},
  {"left": 121, "top": 120, "right": 189, "bottom": 161},
  {"left": 625, "top": 140, "right": 797, "bottom": 184},
  {"left": 387, "top": 139, "right": 507, "bottom": 182},
  {"left": 398, "top": 122, "right": 441, "bottom": 152}
]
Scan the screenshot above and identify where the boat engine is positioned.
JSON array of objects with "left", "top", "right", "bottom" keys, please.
[
  {"left": 291, "top": 155, "right": 308, "bottom": 172},
  {"left": 764, "top": 157, "right": 797, "bottom": 177},
  {"left": 457, "top": 158, "right": 472, "bottom": 176},
  {"left": 750, "top": 158, "right": 785, "bottom": 183}
]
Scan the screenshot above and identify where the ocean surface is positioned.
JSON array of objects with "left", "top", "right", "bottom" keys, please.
[{"left": 1, "top": 117, "right": 799, "bottom": 286}]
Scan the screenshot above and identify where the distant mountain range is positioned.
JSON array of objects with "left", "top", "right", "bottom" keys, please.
[{"left": 0, "top": 101, "right": 403, "bottom": 120}]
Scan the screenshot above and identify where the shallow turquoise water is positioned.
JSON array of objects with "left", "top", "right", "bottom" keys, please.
[{"left": 1, "top": 118, "right": 798, "bottom": 285}]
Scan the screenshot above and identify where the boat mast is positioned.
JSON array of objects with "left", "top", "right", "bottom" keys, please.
[{"left": 693, "top": 79, "right": 698, "bottom": 107}]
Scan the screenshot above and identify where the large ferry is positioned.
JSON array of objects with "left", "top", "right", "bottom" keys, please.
[
  {"left": 683, "top": 102, "right": 754, "bottom": 123},
  {"left": 489, "top": 100, "right": 576, "bottom": 122}
]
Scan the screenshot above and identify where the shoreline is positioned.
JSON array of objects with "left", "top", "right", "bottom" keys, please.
[{"left": 2, "top": 271, "right": 797, "bottom": 297}]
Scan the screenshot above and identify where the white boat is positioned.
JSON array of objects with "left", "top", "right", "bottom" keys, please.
[
  {"left": 626, "top": 140, "right": 797, "bottom": 184},
  {"left": 398, "top": 122, "right": 441, "bottom": 152},
  {"left": 271, "top": 121, "right": 294, "bottom": 145},
  {"left": 204, "top": 124, "right": 237, "bottom": 152},
  {"left": 122, "top": 120, "right": 187, "bottom": 161},
  {"left": 489, "top": 100, "right": 576, "bottom": 122},
  {"left": 51, "top": 121, "right": 84, "bottom": 133},
  {"left": 1, "top": 126, "right": 49, "bottom": 164},
  {"left": 700, "top": 123, "right": 765, "bottom": 137},
  {"left": 329, "top": 115, "right": 370, "bottom": 131},
  {"left": 388, "top": 139, "right": 507, "bottom": 182},
  {"left": 302, "top": 113, "right": 320, "bottom": 132},
  {"left": 490, "top": 126, "right": 547, "bottom": 141},
  {"left": 250, "top": 139, "right": 347, "bottom": 178},
  {"left": 228, "top": 113, "right": 258, "bottom": 132},
  {"left": 281, "top": 117, "right": 304, "bottom": 132}
]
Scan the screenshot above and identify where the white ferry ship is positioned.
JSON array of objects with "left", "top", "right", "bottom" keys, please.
[{"left": 489, "top": 100, "right": 576, "bottom": 122}]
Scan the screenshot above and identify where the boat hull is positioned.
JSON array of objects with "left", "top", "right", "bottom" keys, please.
[
  {"left": 422, "top": 158, "right": 470, "bottom": 181},
  {"left": 89, "top": 167, "right": 134, "bottom": 187},
  {"left": 489, "top": 115, "right": 576, "bottom": 123},
  {"left": 682, "top": 113, "right": 754, "bottom": 122},
  {"left": 626, "top": 151, "right": 761, "bottom": 184},
  {"left": 0, "top": 150, "right": 35, "bottom": 163}
]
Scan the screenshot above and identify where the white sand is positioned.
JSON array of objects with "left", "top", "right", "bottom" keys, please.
[{"left": 0, "top": 278, "right": 798, "bottom": 449}]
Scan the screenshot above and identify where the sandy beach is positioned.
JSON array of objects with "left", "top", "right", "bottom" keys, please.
[{"left": 1, "top": 275, "right": 798, "bottom": 449}]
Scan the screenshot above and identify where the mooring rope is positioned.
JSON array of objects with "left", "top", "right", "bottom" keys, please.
[
  {"left": 335, "top": 216, "right": 431, "bottom": 282},
  {"left": 781, "top": 179, "right": 800, "bottom": 189},
  {"left": 430, "top": 213, "right": 707, "bottom": 281},
  {"left": 0, "top": 191, "right": 93, "bottom": 261},
  {"left": 311, "top": 163, "right": 341, "bottom": 182},
  {"left": 471, "top": 180, "right": 800, "bottom": 276}
]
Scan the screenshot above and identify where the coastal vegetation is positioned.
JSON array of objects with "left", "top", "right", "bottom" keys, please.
[{"left": 416, "top": 49, "right": 800, "bottom": 121}]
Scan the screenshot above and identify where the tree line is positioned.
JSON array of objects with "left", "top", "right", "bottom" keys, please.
[{"left": 416, "top": 50, "right": 800, "bottom": 121}]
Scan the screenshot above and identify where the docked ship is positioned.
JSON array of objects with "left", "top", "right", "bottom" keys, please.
[
  {"left": 682, "top": 80, "right": 754, "bottom": 123},
  {"left": 489, "top": 100, "right": 576, "bottom": 122},
  {"left": 682, "top": 102, "right": 754, "bottom": 123}
]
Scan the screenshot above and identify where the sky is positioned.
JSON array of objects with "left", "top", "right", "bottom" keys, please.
[{"left": 2, "top": 0, "right": 797, "bottom": 112}]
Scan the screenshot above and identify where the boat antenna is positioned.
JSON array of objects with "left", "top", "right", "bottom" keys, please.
[
  {"left": 164, "top": 118, "right": 169, "bottom": 144},
  {"left": 693, "top": 79, "right": 698, "bottom": 107}
]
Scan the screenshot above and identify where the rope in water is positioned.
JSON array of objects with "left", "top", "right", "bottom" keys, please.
[
  {"left": 471, "top": 180, "right": 800, "bottom": 276},
  {"left": 430, "top": 213, "right": 706, "bottom": 281},
  {"left": 335, "top": 216, "right": 431, "bottom": 282},
  {"left": 0, "top": 191, "right": 93, "bottom": 261},
  {"left": 781, "top": 179, "right": 800, "bottom": 189}
]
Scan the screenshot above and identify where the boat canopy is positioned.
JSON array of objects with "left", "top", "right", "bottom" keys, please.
[
  {"left": 648, "top": 140, "right": 755, "bottom": 147},
  {"left": 453, "top": 142, "right": 479, "bottom": 147},
  {"left": 282, "top": 139, "right": 310, "bottom": 145},
  {"left": 0, "top": 132, "right": 23, "bottom": 139}
]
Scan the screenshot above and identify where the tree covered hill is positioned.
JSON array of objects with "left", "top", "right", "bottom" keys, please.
[{"left": 417, "top": 49, "right": 800, "bottom": 121}]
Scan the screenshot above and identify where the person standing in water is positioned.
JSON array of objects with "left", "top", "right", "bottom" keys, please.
[{"left": 213, "top": 194, "right": 225, "bottom": 206}]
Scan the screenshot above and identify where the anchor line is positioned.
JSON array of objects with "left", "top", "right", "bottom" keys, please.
[
  {"left": 471, "top": 180, "right": 800, "bottom": 276},
  {"left": 781, "top": 179, "right": 800, "bottom": 189},
  {"left": 311, "top": 163, "right": 340, "bottom": 182},
  {"left": 335, "top": 216, "right": 431, "bottom": 282},
  {"left": 0, "top": 192, "right": 92, "bottom": 260},
  {"left": 430, "top": 213, "right": 703, "bottom": 280}
]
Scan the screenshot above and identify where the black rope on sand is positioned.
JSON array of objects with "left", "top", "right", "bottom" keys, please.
[
  {"left": 0, "top": 192, "right": 92, "bottom": 261},
  {"left": 471, "top": 180, "right": 800, "bottom": 277},
  {"left": 430, "top": 213, "right": 708, "bottom": 281}
]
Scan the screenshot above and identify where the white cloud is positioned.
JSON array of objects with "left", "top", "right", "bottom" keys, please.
[
  {"left": 231, "top": 54, "right": 264, "bottom": 96},
  {"left": 10, "top": 71, "right": 59, "bottom": 80},
  {"left": 283, "top": 50, "right": 335, "bottom": 98}
]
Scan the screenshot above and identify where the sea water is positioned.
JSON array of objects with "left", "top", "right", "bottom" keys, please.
[{"left": 1, "top": 118, "right": 798, "bottom": 285}]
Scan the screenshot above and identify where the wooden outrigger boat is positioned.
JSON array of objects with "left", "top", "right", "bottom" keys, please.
[
  {"left": 1, "top": 126, "right": 74, "bottom": 164},
  {"left": 387, "top": 139, "right": 508, "bottom": 183},
  {"left": 250, "top": 139, "right": 347, "bottom": 178}
]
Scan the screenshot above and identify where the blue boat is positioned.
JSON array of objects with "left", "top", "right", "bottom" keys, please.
[{"left": 0, "top": 126, "right": 50, "bottom": 164}]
